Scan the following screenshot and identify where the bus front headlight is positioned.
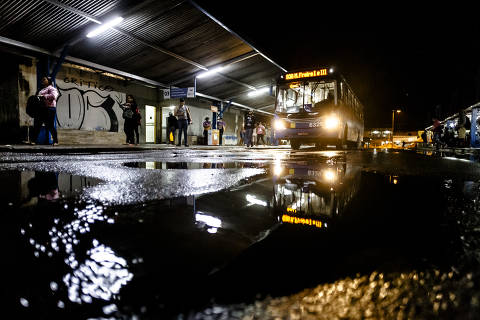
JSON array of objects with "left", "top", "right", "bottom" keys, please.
[
  {"left": 274, "top": 119, "right": 286, "bottom": 130},
  {"left": 325, "top": 116, "right": 339, "bottom": 129}
]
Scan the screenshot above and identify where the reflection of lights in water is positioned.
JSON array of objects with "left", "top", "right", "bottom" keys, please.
[
  {"left": 63, "top": 243, "right": 133, "bottom": 303},
  {"left": 23, "top": 202, "right": 132, "bottom": 305},
  {"left": 246, "top": 194, "right": 268, "bottom": 207},
  {"left": 195, "top": 213, "right": 222, "bottom": 228},
  {"left": 195, "top": 213, "right": 222, "bottom": 234}
]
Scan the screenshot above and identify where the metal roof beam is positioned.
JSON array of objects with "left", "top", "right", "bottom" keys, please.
[
  {"left": 46, "top": 0, "right": 208, "bottom": 70},
  {"left": 189, "top": 0, "right": 288, "bottom": 73},
  {"left": 195, "top": 92, "right": 273, "bottom": 116},
  {"left": 0, "top": 35, "right": 168, "bottom": 88},
  {"left": 168, "top": 51, "right": 259, "bottom": 86}
]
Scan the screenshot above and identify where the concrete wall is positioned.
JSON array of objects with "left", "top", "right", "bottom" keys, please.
[{"left": 3, "top": 51, "right": 247, "bottom": 145}]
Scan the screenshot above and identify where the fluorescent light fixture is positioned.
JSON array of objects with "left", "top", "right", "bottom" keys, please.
[
  {"left": 247, "top": 87, "right": 269, "bottom": 97},
  {"left": 196, "top": 67, "right": 224, "bottom": 79},
  {"left": 87, "top": 17, "right": 124, "bottom": 38}
]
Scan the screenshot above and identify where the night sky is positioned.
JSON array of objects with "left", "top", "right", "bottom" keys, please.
[{"left": 195, "top": 1, "right": 480, "bottom": 130}]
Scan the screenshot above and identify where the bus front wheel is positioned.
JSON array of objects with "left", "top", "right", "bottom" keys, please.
[{"left": 336, "top": 126, "right": 347, "bottom": 150}]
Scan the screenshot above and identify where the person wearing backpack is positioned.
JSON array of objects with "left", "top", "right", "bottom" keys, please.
[
  {"left": 174, "top": 98, "right": 192, "bottom": 147},
  {"left": 121, "top": 94, "right": 137, "bottom": 145},
  {"left": 31, "top": 76, "right": 59, "bottom": 145}
]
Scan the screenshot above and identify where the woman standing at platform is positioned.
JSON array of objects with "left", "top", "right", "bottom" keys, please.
[
  {"left": 121, "top": 94, "right": 138, "bottom": 146},
  {"left": 32, "top": 76, "right": 59, "bottom": 145}
]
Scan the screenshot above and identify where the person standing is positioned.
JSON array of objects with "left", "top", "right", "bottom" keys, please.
[
  {"left": 256, "top": 122, "right": 266, "bottom": 145},
  {"left": 121, "top": 94, "right": 138, "bottom": 146},
  {"left": 32, "top": 76, "right": 59, "bottom": 145},
  {"left": 202, "top": 117, "right": 211, "bottom": 145},
  {"left": 174, "top": 98, "right": 192, "bottom": 147},
  {"left": 244, "top": 110, "right": 255, "bottom": 147},
  {"left": 166, "top": 112, "right": 177, "bottom": 145},
  {"left": 133, "top": 105, "right": 141, "bottom": 145},
  {"left": 217, "top": 116, "right": 226, "bottom": 145}
]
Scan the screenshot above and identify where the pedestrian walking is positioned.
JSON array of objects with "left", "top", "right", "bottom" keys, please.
[
  {"left": 32, "top": 76, "right": 59, "bottom": 145},
  {"left": 203, "top": 117, "right": 211, "bottom": 145},
  {"left": 244, "top": 110, "right": 255, "bottom": 147},
  {"left": 174, "top": 98, "right": 192, "bottom": 147},
  {"left": 166, "top": 112, "right": 177, "bottom": 145},
  {"left": 121, "top": 94, "right": 138, "bottom": 145},
  {"left": 256, "top": 122, "right": 266, "bottom": 145},
  {"left": 217, "top": 116, "right": 226, "bottom": 145}
]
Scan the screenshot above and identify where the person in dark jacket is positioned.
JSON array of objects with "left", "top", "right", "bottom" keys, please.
[
  {"left": 167, "top": 112, "right": 178, "bottom": 144},
  {"left": 121, "top": 94, "right": 138, "bottom": 145},
  {"left": 244, "top": 110, "right": 255, "bottom": 147},
  {"left": 32, "top": 76, "right": 59, "bottom": 145}
]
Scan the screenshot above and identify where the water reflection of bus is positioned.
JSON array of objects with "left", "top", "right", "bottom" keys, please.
[
  {"left": 273, "top": 68, "right": 364, "bottom": 150},
  {"left": 272, "top": 157, "right": 361, "bottom": 228}
]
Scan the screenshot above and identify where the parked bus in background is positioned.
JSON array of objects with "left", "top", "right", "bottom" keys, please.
[{"left": 273, "top": 67, "right": 364, "bottom": 149}]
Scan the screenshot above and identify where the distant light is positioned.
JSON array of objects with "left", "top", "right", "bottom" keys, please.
[
  {"left": 372, "top": 130, "right": 380, "bottom": 134},
  {"left": 247, "top": 87, "right": 269, "bottom": 97},
  {"left": 329, "top": 67, "right": 334, "bottom": 73},
  {"left": 396, "top": 110, "right": 401, "bottom": 113},
  {"left": 86, "top": 17, "right": 124, "bottom": 38},
  {"left": 196, "top": 67, "right": 224, "bottom": 79}
]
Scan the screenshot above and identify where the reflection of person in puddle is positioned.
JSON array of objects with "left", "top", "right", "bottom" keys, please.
[{"left": 27, "top": 172, "right": 60, "bottom": 202}]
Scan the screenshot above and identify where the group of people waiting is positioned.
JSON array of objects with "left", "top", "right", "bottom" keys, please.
[
  {"left": 240, "top": 110, "right": 269, "bottom": 147},
  {"left": 429, "top": 110, "right": 471, "bottom": 149},
  {"left": 120, "top": 94, "right": 141, "bottom": 145}
]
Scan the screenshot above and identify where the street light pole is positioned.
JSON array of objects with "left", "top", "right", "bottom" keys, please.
[{"left": 391, "top": 109, "right": 401, "bottom": 147}]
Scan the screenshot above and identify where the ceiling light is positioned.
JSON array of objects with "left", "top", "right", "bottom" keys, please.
[
  {"left": 247, "top": 87, "right": 269, "bottom": 97},
  {"left": 196, "top": 67, "right": 224, "bottom": 79},
  {"left": 86, "top": 17, "right": 124, "bottom": 38}
]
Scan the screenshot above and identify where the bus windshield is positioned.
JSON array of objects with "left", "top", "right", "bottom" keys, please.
[{"left": 276, "top": 81, "right": 335, "bottom": 114}]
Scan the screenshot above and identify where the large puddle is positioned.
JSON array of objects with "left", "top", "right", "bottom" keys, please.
[{"left": 1, "top": 154, "right": 479, "bottom": 319}]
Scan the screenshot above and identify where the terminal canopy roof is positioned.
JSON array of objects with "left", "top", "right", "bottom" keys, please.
[{"left": 0, "top": 0, "right": 287, "bottom": 113}]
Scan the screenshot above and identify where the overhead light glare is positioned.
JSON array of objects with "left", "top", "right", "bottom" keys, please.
[
  {"left": 247, "top": 87, "right": 269, "bottom": 97},
  {"left": 196, "top": 67, "right": 224, "bottom": 79},
  {"left": 87, "top": 17, "right": 124, "bottom": 38}
]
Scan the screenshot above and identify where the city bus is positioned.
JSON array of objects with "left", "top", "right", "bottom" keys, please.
[{"left": 273, "top": 67, "right": 364, "bottom": 149}]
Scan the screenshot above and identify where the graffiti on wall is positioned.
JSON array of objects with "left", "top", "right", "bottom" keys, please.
[{"left": 56, "top": 78, "right": 126, "bottom": 132}]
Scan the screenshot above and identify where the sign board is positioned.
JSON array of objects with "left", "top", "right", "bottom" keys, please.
[
  {"left": 210, "top": 105, "right": 218, "bottom": 112},
  {"left": 163, "top": 87, "right": 195, "bottom": 99}
]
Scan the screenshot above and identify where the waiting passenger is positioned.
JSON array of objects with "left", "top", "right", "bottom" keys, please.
[
  {"left": 167, "top": 112, "right": 177, "bottom": 145},
  {"left": 121, "top": 94, "right": 138, "bottom": 146},
  {"left": 32, "top": 76, "right": 59, "bottom": 145},
  {"left": 203, "top": 117, "right": 211, "bottom": 145},
  {"left": 217, "top": 116, "right": 226, "bottom": 145},
  {"left": 174, "top": 98, "right": 192, "bottom": 147}
]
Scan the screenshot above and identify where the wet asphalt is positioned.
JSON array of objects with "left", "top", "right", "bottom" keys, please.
[{"left": 2, "top": 146, "right": 480, "bottom": 319}]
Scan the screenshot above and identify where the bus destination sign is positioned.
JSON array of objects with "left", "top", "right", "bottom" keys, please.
[{"left": 285, "top": 69, "right": 327, "bottom": 80}]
